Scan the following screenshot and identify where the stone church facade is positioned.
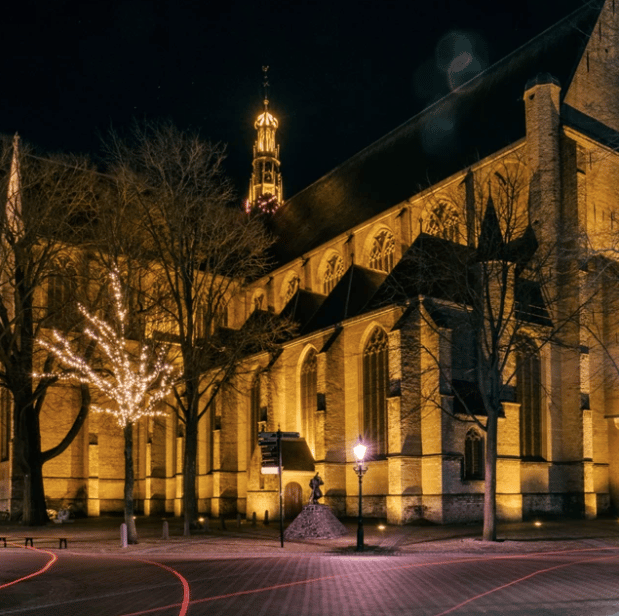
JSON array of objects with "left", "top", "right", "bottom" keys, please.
[{"left": 2, "top": 0, "right": 619, "bottom": 524}]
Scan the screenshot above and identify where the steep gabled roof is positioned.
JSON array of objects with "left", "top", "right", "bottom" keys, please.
[
  {"left": 302, "top": 264, "right": 387, "bottom": 334},
  {"left": 279, "top": 288, "right": 325, "bottom": 332},
  {"left": 367, "top": 233, "right": 475, "bottom": 309},
  {"left": 270, "top": 3, "right": 602, "bottom": 264},
  {"left": 562, "top": 104, "right": 619, "bottom": 150}
]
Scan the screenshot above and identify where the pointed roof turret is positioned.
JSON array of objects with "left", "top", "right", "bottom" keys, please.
[
  {"left": 246, "top": 66, "right": 283, "bottom": 214},
  {"left": 476, "top": 193, "right": 504, "bottom": 261}
]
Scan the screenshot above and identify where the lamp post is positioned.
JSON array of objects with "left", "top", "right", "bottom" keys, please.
[{"left": 353, "top": 436, "right": 367, "bottom": 552}]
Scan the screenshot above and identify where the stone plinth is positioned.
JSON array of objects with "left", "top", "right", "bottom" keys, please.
[{"left": 284, "top": 504, "right": 347, "bottom": 540}]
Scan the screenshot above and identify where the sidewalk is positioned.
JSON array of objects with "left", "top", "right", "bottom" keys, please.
[{"left": 1, "top": 515, "right": 619, "bottom": 556}]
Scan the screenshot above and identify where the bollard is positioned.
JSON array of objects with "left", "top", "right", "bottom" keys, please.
[
  {"left": 120, "top": 523, "right": 128, "bottom": 548},
  {"left": 252, "top": 511, "right": 257, "bottom": 527},
  {"left": 220, "top": 513, "right": 227, "bottom": 531},
  {"left": 162, "top": 520, "right": 169, "bottom": 540},
  {"left": 264, "top": 510, "right": 269, "bottom": 525},
  {"left": 237, "top": 513, "right": 242, "bottom": 528}
]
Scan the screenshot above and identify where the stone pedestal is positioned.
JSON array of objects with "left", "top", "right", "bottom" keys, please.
[{"left": 283, "top": 504, "right": 347, "bottom": 540}]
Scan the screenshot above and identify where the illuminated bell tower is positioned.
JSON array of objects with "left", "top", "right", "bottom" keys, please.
[{"left": 246, "top": 66, "right": 283, "bottom": 214}]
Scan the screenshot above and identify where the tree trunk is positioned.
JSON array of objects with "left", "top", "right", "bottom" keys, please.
[
  {"left": 21, "top": 463, "right": 48, "bottom": 526},
  {"left": 483, "top": 409, "right": 498, "bottom": 541},
  {"left": 14, "top": 401, "right": 49, "bottom": 526},
  {"left": 124, "top": 422, "right": 138, "bottom": 544},
  {"left": 183, "top": 416, "right": 198, "bottom": 536}
]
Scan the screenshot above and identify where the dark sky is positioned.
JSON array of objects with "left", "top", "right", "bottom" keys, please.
[{"left": 0, "top": 0, "right": 587, "bottom": 202}]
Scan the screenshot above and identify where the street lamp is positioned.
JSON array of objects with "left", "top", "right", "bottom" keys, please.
[{"left": 353, "top": 436, "right": 367, "bottom": 552}]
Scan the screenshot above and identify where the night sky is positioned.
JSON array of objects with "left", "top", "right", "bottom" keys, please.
[{"left": 0, "top": 0, "right": 587, "bottom": 203}]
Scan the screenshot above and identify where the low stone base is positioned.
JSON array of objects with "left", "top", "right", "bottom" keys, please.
[{"left": 284, "top": 504, "right": 348, "bottom": 540}]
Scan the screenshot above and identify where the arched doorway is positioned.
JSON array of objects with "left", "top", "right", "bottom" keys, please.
[{"left": 284, "top": 482, "right": 303, "bottom": 519}]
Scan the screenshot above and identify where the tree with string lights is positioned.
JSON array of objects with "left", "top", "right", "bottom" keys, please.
[{"left": 36, "top": 269, "right": 173, "bottom": 544}]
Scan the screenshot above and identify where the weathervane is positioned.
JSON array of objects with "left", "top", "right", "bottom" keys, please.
[{"left": 262, "top": 65, "right": 270, "bottom": 108}]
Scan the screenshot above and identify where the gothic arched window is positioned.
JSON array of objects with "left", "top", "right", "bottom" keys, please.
[
  {"left": 300, "top": 349, "right": 317, "bottom": 450},
  {"left": 0, "top": 388, "right": 9, "bottom": 462},
  {"left": 283, "top": 275, "right": 300, "bottom": 305},
  {"left": 252, "top": 290, "right": 265, "bottom": 312},
  {"left": 426, "top": 202, "right": 461, "bottom": 242},
  {"left": 516, "top": 338, "right": 543, "bottom": 458},
  {"left": 369, "top": 230, "right": 395, "bottom": 272},
  {"left": 207, "top": 391, "right": 223, "bottom": 474},
  {"left": 47, "top": 264, "right": 78, "bottom": 329},
  {"left": 249, "top": 374, "right": 261, "bottom": 450},
  {"left": 464, "top": 429, "right": 484, "bottom": 479},
  {"left": 362, "top": 328, "right": 389, "bottom": 456},
  {"left": 323, "top": 255, "right": 344, "bottom": 295}
]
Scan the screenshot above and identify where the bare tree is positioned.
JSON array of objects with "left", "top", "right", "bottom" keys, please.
[
  {"left": 0, "top": 135, "right": 97, "bottom": 525},
  {"left": 388, "top": 156, "right": 588, "bottom": 540},
  {"left": 105, "top": 122, "right": 292, "bottom": 533},
  {"left": 36, "top": 268, "right": 173, "bottom": 543}
]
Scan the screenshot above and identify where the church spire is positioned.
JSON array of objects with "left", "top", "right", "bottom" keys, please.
[{"left": 246, "top": 66, "right": 283, "bottom": 214}]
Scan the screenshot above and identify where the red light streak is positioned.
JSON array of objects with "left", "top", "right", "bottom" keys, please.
[
  {"left": 116, "top": 546, "right": 619, "bottom": 616},
  {"left": 0, "top": 543, "right": 58, "bottom": 589}
]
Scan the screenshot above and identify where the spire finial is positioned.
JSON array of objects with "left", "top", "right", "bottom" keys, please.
[{"left": 262, "top": 66, "right": 270, "bottom": 109}]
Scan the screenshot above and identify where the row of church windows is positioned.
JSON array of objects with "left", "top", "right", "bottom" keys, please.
[
  {"left": 305, "top": 205, "right": 460, "bottom": 301},
  {"left": 0, "top": 390, "right": 9, "bottom": 462},
  {"left": 246, "top": 327, "right": 543, "bottom": 466}
]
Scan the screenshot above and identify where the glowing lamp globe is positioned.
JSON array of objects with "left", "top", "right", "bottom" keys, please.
[{"left": 353, "top": 439, "right": 367, "bottom": 463}]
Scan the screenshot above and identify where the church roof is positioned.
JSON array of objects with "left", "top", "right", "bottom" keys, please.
[
  {"left": 302, "top": 264, "right": 387, "bottom": 334},
  {"left": 279, "top": 288, "right": 326, "bottom": 332},
  {"left": 269, "top": 3, "right": 602, "bottom": 264},
  {"left": 367, "top": 233, "right": 475, "bottom": 309}
]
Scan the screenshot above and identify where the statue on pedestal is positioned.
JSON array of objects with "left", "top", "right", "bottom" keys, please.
[{"left": 308, "top": 472, "right": 324, "bottom": 505}]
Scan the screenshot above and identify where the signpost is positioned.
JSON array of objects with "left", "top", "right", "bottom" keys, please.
[{"left": 258, "top": 429, "right": 300, "bottom": 547}]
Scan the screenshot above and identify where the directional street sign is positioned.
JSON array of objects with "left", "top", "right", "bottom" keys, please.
[{"left": 257, "top": 430, "right": 301, "bottom": 548}]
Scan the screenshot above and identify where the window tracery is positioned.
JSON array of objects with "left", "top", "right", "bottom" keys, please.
[
  {"left": 46, "top": 262, "right": 78, "bottom": 329},
  {"left": 323, "top": 255, "right": 344, "bottom": 295},
  {"left": 283, "top": 275, "right": 300, "bottom": 305},
  {"left": 300, "top": 349, "right": 317, "bottom": 450},
  {"left": 369, "top": 230, "right": 395, "bottom": 272},
  {"left": 0, "top": 389, "right": 9, "bottom": 462},
  {"left": 249, "top": 373, "right": 261, "bottom": 449},
  {"left": 252, "top": 290, "right": 266, "bottom": 312},
  {"left": 516, "top": 337, "right": 543, "bottom": 458},
  {"left": 362, "top": 327, "right": 389, "bottom": 456},
  {"left": 464, "top": 428, "right": 484, "bottom": 479},
  {"left": 426, "top": 202, "right": 461, "bottom": 242}
]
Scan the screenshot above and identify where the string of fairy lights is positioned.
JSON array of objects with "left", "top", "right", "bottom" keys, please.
[{"left": 35, "top": 269, "right": 174, "bottom": 427}]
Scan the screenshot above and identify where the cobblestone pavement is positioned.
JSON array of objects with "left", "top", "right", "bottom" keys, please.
[
  {"left": 1, "top": 515, "right": 619, "bottom": 556},
  {"left": 2, "top": 517, "right": 619, "bottom": 616}
]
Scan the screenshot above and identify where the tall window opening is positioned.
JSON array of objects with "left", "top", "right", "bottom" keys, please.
[
  {"left": 464, "top": 428, "right": 484, "bottom": 479},
  {"left": 283, "top": 275, "right": 300, "bottom": 305},
  {"left": 517, "top": 338, "right": 543, "bottom": 458},
  {"left": 323, "top": 255, "right": 344, "bottom": 295},
  {"left": 300, "top": 349, "right": 317, "bottom": 451},
  {"left": 363, "top": 328, "right": 389, "bottom": 456},
  {"left": 0, "top": 389, "right": 9, "bottom": 462},
  {"left": 369, "top": 230, "right": 395, "bottom": 272},
  {"left": 209, "top": 395, "right": 221, "bottom": 473},
  {"left": 249, "top": 374, "right": 261, "bottom": 451},
  {"left": 426, "top": 202, "right": 461, "bottom": 242},
  {"left": 46, "top": 266, "right": 77, "bottom": 329}
]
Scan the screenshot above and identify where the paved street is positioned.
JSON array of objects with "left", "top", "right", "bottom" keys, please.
[{"left": 1, "top": 517, "right": 619, "bottom": 615}]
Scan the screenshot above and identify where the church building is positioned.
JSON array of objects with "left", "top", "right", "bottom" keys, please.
[{"left": 2, "top": 0, "right": 619, "bottom": 525}]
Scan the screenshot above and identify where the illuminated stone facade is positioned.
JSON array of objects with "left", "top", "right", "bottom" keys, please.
[{"left": 3, "top": 1, "right": 619, "bottom": 525}]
